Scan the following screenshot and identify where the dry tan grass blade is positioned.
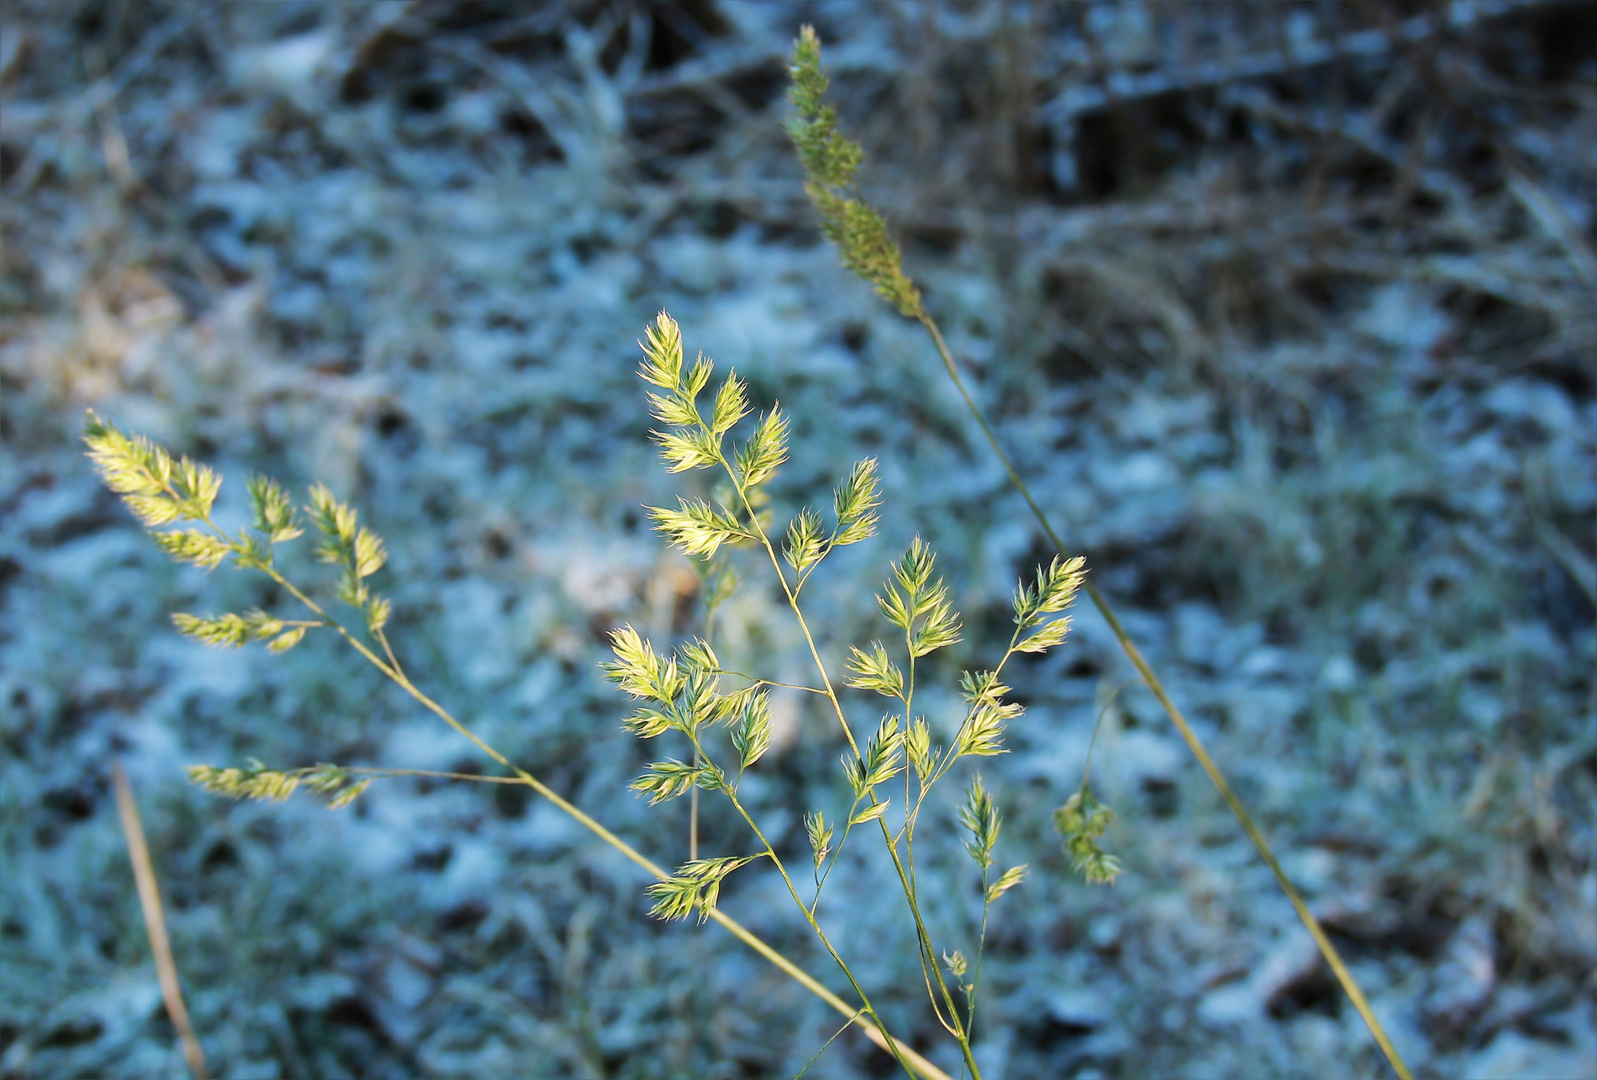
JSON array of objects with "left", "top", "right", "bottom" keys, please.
[{"left": 112, "top": 762, "right": 210, "bottom": 1080}]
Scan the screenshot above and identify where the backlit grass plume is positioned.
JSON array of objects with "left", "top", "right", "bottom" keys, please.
[
  {"left": 83, "top": 406, "right": 955, "bottom": 1080},
  {"left": 604, "top": 313, "right": 1089, "bottom": 1078},
  {"left": 186, "top": 761, "right": 372, "bottom": 809}
]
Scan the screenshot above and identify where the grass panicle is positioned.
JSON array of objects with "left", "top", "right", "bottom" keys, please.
[
  {"left": 605, "top": 314, "right": 1094, "bottom": 1078},
  {"left": 84, "top": 408, "right": 957, "bottom": 1080},
  {"left": 1055, "top": 787, "right": 1122, "bottom": 887},
  {"left": 786, "top": 26, "right": 921, "bottom": 318},
  {"left": 184, "top": 761, "right": 373, "bottom": 810}
]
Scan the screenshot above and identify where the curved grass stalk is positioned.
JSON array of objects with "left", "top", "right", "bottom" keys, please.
[{"left": 785, "top": 26, "right": 1411, "bottom": 1079}]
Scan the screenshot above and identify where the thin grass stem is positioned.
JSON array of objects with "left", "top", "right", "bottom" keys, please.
[
  {"left": 690, "top": 743, "right": 700, "bottom": 862},
  {"left": 1080, "top": 678, "right": 1143, "bottom": 792},
  {"left": 793, "top": 1008, "right": 866, "bottom": 1079},
  {"left": 714, "top": 670, "right": 829, "bottom": 695},
  {"left": 914, "top": 310, "right": 1412, "bottom": 1080},
  {"left": 701, "top": 740, "right": 920, "bottom": 1080}
]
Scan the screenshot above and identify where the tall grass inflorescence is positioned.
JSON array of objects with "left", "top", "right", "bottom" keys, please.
[
  {"left": 83, "top": 305, "right": 1097, "bottom": 1075},
  {"left": 609, "top": 312, "right": 1089, "bottom": 1076},
  {"left": 786, "top": 24, "right": 1410, "bottom": 1079}
]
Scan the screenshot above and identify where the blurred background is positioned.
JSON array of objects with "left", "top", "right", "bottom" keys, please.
[{"left": 2, "top": 1, "right": 1593, "bottom": 1077}]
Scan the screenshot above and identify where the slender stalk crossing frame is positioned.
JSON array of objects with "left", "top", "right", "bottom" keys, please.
[
  {"left": 784, "top": 25, "right": 1411, "bottom": 1078},
  {"left": 916, "top": 315, "right": 1411, "bottom": 1080}
]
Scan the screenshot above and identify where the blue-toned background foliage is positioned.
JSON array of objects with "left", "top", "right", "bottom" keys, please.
[{"left": 2, "top": 2, "right": 1592, "bottom": 1077}]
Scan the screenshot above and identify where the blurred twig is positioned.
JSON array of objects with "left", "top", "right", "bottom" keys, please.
[
  {"left": 1525, "top": 463, "right": 1597, "bottom": 607},
  {"left": 1038, "top": 0, "right": 1551, "bottom": 127},
  {"left": 83, "top": 45, "right": 142, "bottom": 194},
  {"left": 112, "top": 762, "right": 210, "bottom": 1080},
  {"left": 1502, "top": 165, "right": 1597, "bottom": 291},
  {"left": 4, "top": 11, "right": 189, "bottom": 192}
]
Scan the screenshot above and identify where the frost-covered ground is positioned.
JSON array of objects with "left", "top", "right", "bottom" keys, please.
[{"left": 2, "top": 2, "right": 1594, "bottom": 1078}]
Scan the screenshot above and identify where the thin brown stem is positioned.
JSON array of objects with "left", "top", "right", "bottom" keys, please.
[
  {"left": 113, "top": 763, "right": 210, "bottom": 1080},
  {"left": 914, "top": 310, "right": 1411, "bottom": 1080}
]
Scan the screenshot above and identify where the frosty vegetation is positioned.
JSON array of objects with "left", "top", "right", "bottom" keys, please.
[{"left": 4, "top": 2, "right": 1593, "bottom": 1078}]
